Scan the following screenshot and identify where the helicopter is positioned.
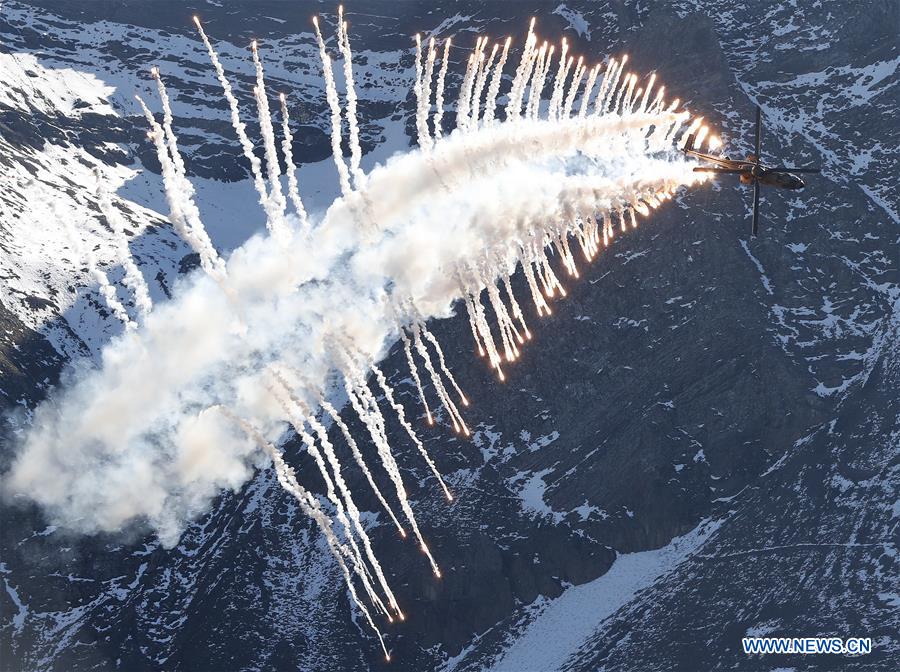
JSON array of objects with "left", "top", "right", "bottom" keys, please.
[{"left": 684, "top": 106, "right": 820, "bottom": 236}]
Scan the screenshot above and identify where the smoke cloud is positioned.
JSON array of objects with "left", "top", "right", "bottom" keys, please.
[{"left": 3, "top": 13, "right": 715, "bottom": 639}]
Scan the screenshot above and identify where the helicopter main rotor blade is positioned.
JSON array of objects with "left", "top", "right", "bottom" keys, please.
[
  {"left": 767, "top": 167, "right": 821, "bottom": 173},
  {"left": 693, "top": 167, "right": 747, "bottom": 173},
  {"left": 751, "top": 179, "right": 761, "bottom": 237},
  {"left": 754, "top": 106, "right": 762, "bottom": 162}
]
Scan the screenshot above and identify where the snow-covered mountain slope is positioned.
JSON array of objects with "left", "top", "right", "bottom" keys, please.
[
  {"left": 1, "top": 1, "right": 897, "bottom": 671},
  {"left": 0, "top": 0, "right": 416, "bottom": 360},
  {"left": 0, "top": 50, "right": 181, "bottom": 358}
]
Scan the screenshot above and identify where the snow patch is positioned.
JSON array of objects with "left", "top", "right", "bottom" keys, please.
[
  {"left": 552, "top": 4, "right": 591, "bottom": 39},
  {"left": 485, "top": 520, "right": 722, "bottom": 672}
]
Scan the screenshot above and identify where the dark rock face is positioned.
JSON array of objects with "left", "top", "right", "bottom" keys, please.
[
  {"left": 1, "top": 1, "right": 897, "bottom": 671},
  {"left": 564, "top": 308, "right": 900, "bottom": 672},
  {"left": 0, "top": 301, "right": 63, "bottom": 412}
]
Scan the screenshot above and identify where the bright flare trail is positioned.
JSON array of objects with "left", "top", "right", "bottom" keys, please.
[{"left": 7, "top": 11, "right": 714, "bottom": 653}]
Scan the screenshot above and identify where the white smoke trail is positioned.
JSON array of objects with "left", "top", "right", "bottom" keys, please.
[
  {"left": 505, "top": 19, "right": 538, "bottom": 122},
  {"left": 414, "top": 35, "right": 438, "bottom": 149},
  {"left": 475, "top": 291, "right": 505, "bottom": 376},
  {"left": 135, "top": 96, "right": 226, "bottom": 282},
  {"left": 414, "top": 34, "right": 424, "bottom": 140},
  {"left": 193, "top": 19, "right": 275, "bottom": 229},
  {"left": 631, "top": 80, "right": 646, "bottom": 115},
  {"left": 469, "top": 42, "right": 499, "bottom": 128},
  {"left": 422, "top": 38, "right": 437, "bottom": 138},
  {"left": 485, "top": 281, "right": 520, "bottom": 361},
  {"left": 337, "top": 8, "right": 365, "bottom": 186},
  {"left": 318, "top": 395, "right": 406, "bottom": 538},
  {"left": 464, "top": 299, "right": 485, "bottom": 356},
  {"left": 144, "top": 73, "right": 203, "bottom": 222},
  {"left": 216, "top": 407, "right": 390, "bottom": 658},
  {"left": 346, "top": 112, "right": 688, "bottom": 230},
  {"left": 521, "top": 58, "right": 544, "bottom": 119},
  {"left": 432, "top": 38, "right": 451, "bottom": 139},
  {"left": 592, "top": 57, "right": 615, "bottom": 116},
  {"left": 534, "top": 44, "right": 556, "bottom": 120},
  {"left": 662, "top": 99, "right": 685, "bottom": 144},
  {"left": 465, "top": 37, "right": 491, "bottom": 128},
  {"left": 626, "top": 84, "right": 641, "bottom": 115},
  {"left": 150, "top": 68, "right": 187, "bottom": 178},
  {"left": 501, "top": 272, "right": 530, "bottom": 339},
  {"left": 250, "top": 41, "right": 290, "bottom": 240},
  {"left": 343, "top": 369, "right": 441, "bottom": 577},
  {"left": 679, "top": 116, "right": 704, "bottom": 149},
  {"left": 278, "top": 94, "right": 310, "bottom": 230},
  {"left": 557, "top": 55, "right": 576, "bottom": 114},
  {"left": 612, "top": 69, "right": 633, "bottom": 115},
  {"left": 267, "top": 379, "right": 391, "bottom": 618},
  {"left": 313, "top": 16, "right": 353, "bottom": 196},
  {"left": 694, "top": 124, "right": 709, "bottom": 149},
  {"left": 369, "top": 362, "right": 452, "bottom": 501},
  {"left": 455, "top": 47, "right": 479, "bottom": 132},
  {"left": 547, "top": 39, "right": 569, "bottom": 120},
  {"left": 412, "top": 328, "right": 467, "bottom": 433},
  {"left": 621, "top": 74, "right": 638, "bottom": 115},
  {"left": 603, "top": 59, "right": 624, "bottom": 115},
  {"left": 400, "top": 330, "right": 432, "bottom": 425},
  {"left": 270, "top": 370, "right": 401, "bottom": 618},
  {"left": 343, "top": 373, "right": 409, "bottom": 507},
  {"left": 561, "top": 57, "right": 585, "bottom": 119},
  {"left": 144, "top": 73, "right": 250, "bottom": 295},
  {"left": 601, "top": 55, "right": 627, "bottom": 115},
  {"left": 649, "top": 85, "right": 666, "bottom": 115},
  {"left": 525, "top": 43, "right": 550, "bottom": 120},
  {"left": 93, "top": 169, "right": 153, "bottom": 318},
  {"left": 482, "top": 37, "right": 511, "bottom": 125},
  {"left": 463, "top": 297, "right": 486, "bottom": 356},
  {"left": 578, "top": 64, "right": 600, "bottom": 119},
  {"left": 639, "top": 73, "right": 656, "bottom": 113},
  {"left": 420, "top": 326, "right": 469, "bottom": 407}
]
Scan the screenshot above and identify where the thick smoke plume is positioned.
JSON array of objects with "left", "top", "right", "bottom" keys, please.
[{"left": 4, "top": 12, "right": 715, "bottom": 646}]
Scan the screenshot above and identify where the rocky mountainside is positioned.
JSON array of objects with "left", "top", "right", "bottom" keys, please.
[{"left": 1, "top": 1, "right": 897, "bottom": 671}]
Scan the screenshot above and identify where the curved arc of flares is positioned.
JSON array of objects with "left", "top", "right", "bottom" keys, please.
[{"left": 14, "top": 12, "right": 719, "bottom": 654}]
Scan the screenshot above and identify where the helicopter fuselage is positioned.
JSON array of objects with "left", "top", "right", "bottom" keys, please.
[
  {"left": 739, "top": 165, "right": 806, "bottom": 190},
  {"left": 681, "top": 106, "right": 820, "bottom": 236}
]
